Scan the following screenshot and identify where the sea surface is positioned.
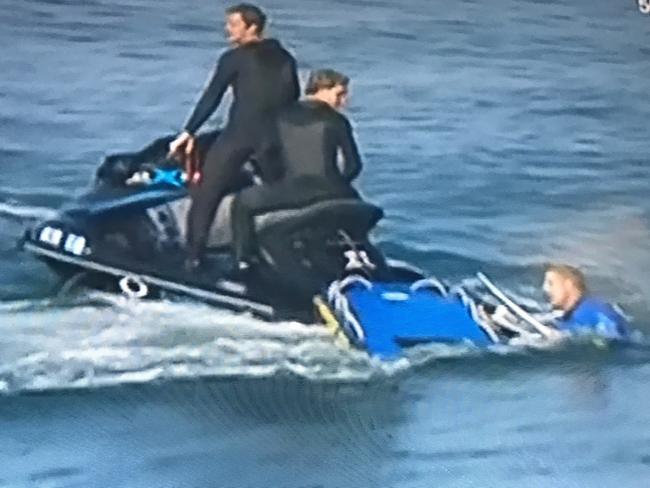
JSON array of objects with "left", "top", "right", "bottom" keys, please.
[{"left": 1, "top": 0, "right": 649, "bottom": 486}]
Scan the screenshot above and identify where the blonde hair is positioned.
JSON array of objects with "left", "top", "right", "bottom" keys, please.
[{"left": 545, "top": 263, "right": 587, "bottom": 294}]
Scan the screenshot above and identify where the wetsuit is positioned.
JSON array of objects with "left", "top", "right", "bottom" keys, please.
[
  {"left": 231, "top": 99, "right": 363, "bottom": 263},
  {"left": 183, "top": 38, "right": 299, "bottom": 260},
  {"left": 556, "top": 296, "right": 630, "bottom": 339}
]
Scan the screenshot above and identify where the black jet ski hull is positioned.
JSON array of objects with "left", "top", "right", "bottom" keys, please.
[
  {"left": 22, "top": 184, "right": 387, "bottom": 323},
  {"left": 23, "top": 239, "right": 277, "bottom": 318}
]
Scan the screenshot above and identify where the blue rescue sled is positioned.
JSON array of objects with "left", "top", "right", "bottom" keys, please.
[{"left": 321, "top": 275, "right": 498, "bottom": 359}]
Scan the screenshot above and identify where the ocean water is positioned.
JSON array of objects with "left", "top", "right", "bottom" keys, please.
[{"left": 1, "top": 0, "right": 649, "bottom": 486}]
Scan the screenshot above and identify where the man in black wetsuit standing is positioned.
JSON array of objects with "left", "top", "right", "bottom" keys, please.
[
  {"left": 168, "top": 3, "right": 299, "bottom": 269},
  {"left": 231, "top": 68, "right": 363, "bottom": 268}
]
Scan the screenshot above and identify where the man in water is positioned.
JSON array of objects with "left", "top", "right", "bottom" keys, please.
[
  {"left": 168, "top": 3, "right": 299, "bottom": 269},
  {"left": 542, "top": 263, "right": 630, "bottom": 339},
  {"left": 485, "top": 264, "right": 631, "bottom": 340},
  {"left": 230, "top": 68, "right": 363, "bottom": 269}
]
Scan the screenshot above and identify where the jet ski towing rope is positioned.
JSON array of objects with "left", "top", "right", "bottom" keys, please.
[{"left": 326, "top": 274, "right": 369, "bottom": 345}]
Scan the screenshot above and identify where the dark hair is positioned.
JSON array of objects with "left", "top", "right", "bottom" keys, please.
[
  {"left": 304, "top": 69, "right": 350, "bottom": 95},
  {"left": 226, "top": 3, "right": 267, "bottom": 34}
]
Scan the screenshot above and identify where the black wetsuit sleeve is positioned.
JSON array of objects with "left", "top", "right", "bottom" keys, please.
[
  {"left": 183, "top": 51, "right": 237, "bottom": 135},
  {"left": 286, "top": 57, "right": 300, "bottom": 102},
  {"left": 338, "top": 117, "right": 363, "bottom": 182}
]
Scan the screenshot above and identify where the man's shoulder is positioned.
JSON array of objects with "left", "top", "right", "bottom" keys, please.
[
  {"left": 571, "top": 295, "right": 629, "bottom": 332},
  {"left": 218, "top": 47, "right": 239, "bottom": 63},
  {"left": 331, "top": 110, "right": 351, "bottom": 127},
  {"left": 575, "top": 296, "right": 616, "bottom": 317},
  {"left": 240, "top": 38, "right": 295, "bottom": 58},
  {"left": 265, "top": 38, "right": 295, "bottom": 57},
  {"left": 279, "top": 99, "right": 304, "bottom": 113},
  {"left": 309, "top": 102, "right": 347, "bottom": 123}
]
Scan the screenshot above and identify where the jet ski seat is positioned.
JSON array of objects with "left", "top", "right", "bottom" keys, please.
[
  {"left": 199, "top": 196, "right": 383, "bottom": 250},
  {"left": 159, "top": 194, "right": 383, "bottom": 259},
  {"left": 254, "top": 199, "right": 383, "bottom": 241},
  {"left": 252, "top": 198, "right": 385, "bottom": 299}
]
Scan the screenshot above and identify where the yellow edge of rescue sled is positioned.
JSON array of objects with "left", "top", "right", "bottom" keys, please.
[{"left": 313, "top": 296, "right": 351, "bottom": 350}]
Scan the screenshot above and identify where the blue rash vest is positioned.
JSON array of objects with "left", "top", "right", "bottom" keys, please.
[{"left": 555, "top": 296, "right": 630, "bottom": 339}]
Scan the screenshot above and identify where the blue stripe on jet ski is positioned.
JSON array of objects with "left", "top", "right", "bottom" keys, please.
[{"left": 65, "top": 187, "right": 187, "bottom": 216}]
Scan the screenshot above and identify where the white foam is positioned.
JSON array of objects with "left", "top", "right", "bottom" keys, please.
[
  {"left": 0, "top": 298, "right": 379, "bottom": 393},
  {"left": 3, "top": 292, "right": 624, "bottom": 395}
]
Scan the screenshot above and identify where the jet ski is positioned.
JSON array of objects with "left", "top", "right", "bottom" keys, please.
[{"left": 21, "top": 131, "right": 515, "bottom": 358}]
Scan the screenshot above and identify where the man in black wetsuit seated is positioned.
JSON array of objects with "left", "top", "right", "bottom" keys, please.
[
  {"left": 231, "top": 68, "right": 363, "bottom": 270},
  {"left": 168, "top": 3, "right": 299, "bottom": 270}
]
